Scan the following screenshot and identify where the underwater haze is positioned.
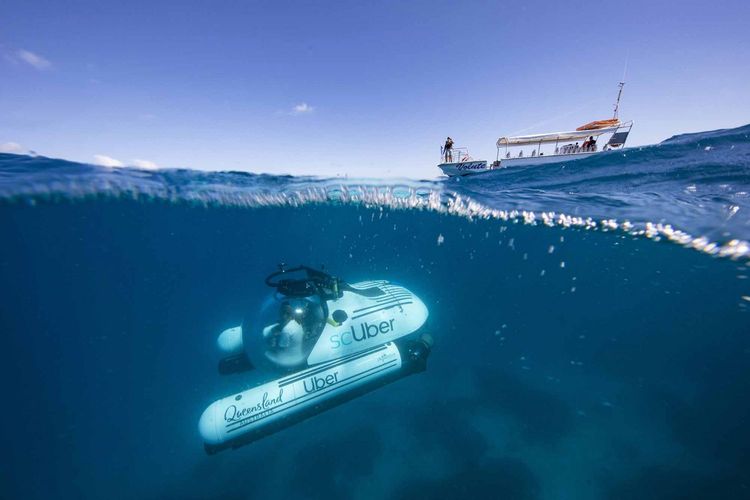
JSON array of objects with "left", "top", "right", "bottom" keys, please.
[{"left": 1, "top": 124, "right": 750, "bottom": 499}]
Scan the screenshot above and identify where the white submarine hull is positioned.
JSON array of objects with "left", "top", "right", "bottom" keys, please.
[
  {"left": 199, "top": 339, "right": 429, "bottom": 454},
  {"left": 200, "top": 273, "right": 431, "bottom": 454}
]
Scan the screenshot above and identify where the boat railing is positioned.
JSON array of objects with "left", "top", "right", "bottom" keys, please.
[
  {"left": 440, "top": 146, "right": 473, "bottom": 163},
  {"left": 502, "top": 143, "right": 598, "bottom": 159}
]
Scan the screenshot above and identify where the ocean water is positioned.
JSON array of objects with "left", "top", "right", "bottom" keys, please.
[{"left": 1, "top": 124, "right": 749, "bottom": 499}]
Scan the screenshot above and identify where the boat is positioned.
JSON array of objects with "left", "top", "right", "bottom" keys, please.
[
  {"left": 198, "top": 265, "right": 432, "bottom": 454},
  {"left": 438, "top": 82, "right": 633, "bottom": 177}
]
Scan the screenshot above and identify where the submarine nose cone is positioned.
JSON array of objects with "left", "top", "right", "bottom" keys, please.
[{"left": 199, "top": 403, "right": 223, "bottom": 446}]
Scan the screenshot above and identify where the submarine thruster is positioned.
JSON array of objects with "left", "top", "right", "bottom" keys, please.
[{"left": 199, "top": 265, "right": 432, "bottom": 454}]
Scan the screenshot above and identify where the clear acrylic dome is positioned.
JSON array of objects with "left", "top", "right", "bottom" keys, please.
[{"left": 243, "top": 292, "right": 326, "bottom": 372}]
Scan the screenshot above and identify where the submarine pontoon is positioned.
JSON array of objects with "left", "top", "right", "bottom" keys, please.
[{"left": 198, "top": 265, "right": 432, "bottom": 454}]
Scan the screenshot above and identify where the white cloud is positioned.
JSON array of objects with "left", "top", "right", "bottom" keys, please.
[
  {"left": 93, "top": 154, "right": 124, "bottom": 167},
  {"left": 0, "top": 142, "right": 23, "bottom": 153},
  {"left": 16, "top": 49, "right": 51, "bottom": 70},
  {"left": 131, "top": 159, "right": 158, "bottom": 169},
  {"left": 291, "top": 102, "right": 314, "bottom": 115}
]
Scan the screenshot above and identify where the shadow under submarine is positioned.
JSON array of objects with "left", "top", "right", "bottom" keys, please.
[{"left": 199, "top": 265, "right": 433, "bottom": 454}]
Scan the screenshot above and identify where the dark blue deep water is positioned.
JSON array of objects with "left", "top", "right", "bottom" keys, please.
[{"left": 1, "top": 124, "right": 750, "bottom": 499}]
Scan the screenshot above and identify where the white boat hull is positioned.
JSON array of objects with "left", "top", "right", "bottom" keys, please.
[
  {"left": 437, "top": 160, "right": 489, "bottom": 177},
  {"left": 501, "top": 151, "right": 598, "bottom": 168},
  {"left": 439, "top": 151, "right": 600, "bottom": 177}
]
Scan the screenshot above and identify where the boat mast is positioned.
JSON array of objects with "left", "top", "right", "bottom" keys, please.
[
  {"left": 613, "top": 81, "right": 625, "bottom": 119},
  {"left": 613, "top": 56, "right": 628, "bottom": 119}
]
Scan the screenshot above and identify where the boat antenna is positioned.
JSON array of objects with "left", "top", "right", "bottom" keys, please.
[
  {"left": 612, "top": 81, "right": 625, "bottom": 119},
  {"left": 613, "top": 54, "right": 628, "bottom": 119}
]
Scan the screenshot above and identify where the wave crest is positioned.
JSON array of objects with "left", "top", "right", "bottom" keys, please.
[{"left": 1, "top": 123, "right": 749, "bottom": 260}]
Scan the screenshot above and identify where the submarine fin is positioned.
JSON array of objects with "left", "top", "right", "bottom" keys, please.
[{"left": 218, "top": 353, "right": 254, "bottom": 375}]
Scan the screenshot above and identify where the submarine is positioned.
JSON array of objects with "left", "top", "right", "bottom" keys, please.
[{"left": 199, "top": 265, "right": 432, "bottom": 454}]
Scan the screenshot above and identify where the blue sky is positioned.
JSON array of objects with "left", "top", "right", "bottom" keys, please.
[{"left": 1, "top": 0, "right": 749, "bottom": 178}]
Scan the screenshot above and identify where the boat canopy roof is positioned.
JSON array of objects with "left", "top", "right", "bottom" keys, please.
[{"left": 497, "top": 125, "right": 621, "bottom": 147}]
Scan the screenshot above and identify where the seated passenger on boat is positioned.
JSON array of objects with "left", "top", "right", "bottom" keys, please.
[{"left": 582, "top": 136, "right": 597, "bottom": 152}]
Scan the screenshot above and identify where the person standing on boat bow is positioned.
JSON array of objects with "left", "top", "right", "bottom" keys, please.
[{"left": 443, "top": 137, "right": 454, "bottom": 162}]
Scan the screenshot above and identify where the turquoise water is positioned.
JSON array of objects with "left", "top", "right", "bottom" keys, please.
[{"left": 1, "top": 125, "right": 749, "bottom": 499}]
